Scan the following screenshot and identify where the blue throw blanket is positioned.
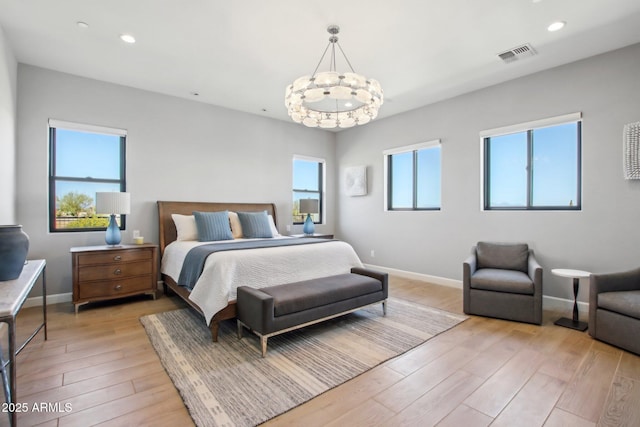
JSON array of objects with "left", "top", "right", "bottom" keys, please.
[{"left": 178, "top": 238, "right": 332, "bottom": 290}]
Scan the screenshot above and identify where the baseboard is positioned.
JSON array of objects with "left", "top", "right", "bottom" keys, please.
[
  {"left": 23, "top": 275, "right": 588, "bottom": 314},
  {"left": 23, "top": 292, "right": 72, "bottom": 308},
  {"left": 543, "top": 294, "right": 589, "bottom": 312},
  {"left": 363, "top": 263, "right": 462, "bottom": 289},
  {"left": 363, "top": 263, "right": 589, "bottom": 312}
]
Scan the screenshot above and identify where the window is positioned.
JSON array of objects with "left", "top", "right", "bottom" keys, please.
[
  {"left": 292, "top": 156, "right": 324, "bottom": 224},
  {"left": 49, "top": 120, "right": 127, "bottom": 232},
  {"left": 482, "top": 113, "right": 581, "bottom": 210},
  {"left": 384, "top": 140, "right": 441, "bottom": 210}
]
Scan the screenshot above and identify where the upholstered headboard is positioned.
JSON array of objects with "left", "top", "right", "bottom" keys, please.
[{"left": 157, "top": 201, "right": 277, "bottom": 256}]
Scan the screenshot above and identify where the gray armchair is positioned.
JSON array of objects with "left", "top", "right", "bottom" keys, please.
[
  {"left": 589, "top": 267, "right": 640, "bottom": 355},
  {"left": 463, "top": 242, "right": 543, "bottom": 325}
]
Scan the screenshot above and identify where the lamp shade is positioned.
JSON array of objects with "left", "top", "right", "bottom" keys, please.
[
  {"left": 96, "top": 192, "right": 131, "bottom": 215},
  {"left": 299, "top": 199, "right": 319, "bottom": 214}
]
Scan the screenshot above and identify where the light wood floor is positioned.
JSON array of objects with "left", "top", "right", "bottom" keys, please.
[{"left": 9, "top": 276, "right": 640, "bottom": 427}]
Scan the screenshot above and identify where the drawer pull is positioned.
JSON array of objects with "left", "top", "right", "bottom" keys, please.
[
  {"left": 114, "top": 255, "right": 122, "bottom": 261},
  {"left": 114, "top": 284, "right": 123, "bottom": 291},
  {"left": 113, "top": 269, "right": 122, "bottom": 275}
]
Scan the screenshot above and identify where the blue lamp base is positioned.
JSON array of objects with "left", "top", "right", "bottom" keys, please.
[
  {"left": 303, "top": 213, "right": 315, "bottom": 235},
  {"left": 105, "top": 214, "right": 122, "bottom": 246}
]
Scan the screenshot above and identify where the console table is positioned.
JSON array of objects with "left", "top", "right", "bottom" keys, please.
[{"left": 0, "top": 259, "right": 47, "bottom": 426}]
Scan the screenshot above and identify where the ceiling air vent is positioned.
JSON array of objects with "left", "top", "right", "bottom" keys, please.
[{"left": 498, "top": 43, "right": 537, "bottom": 63}]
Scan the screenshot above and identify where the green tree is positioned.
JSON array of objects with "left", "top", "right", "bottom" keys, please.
[
  {"left": 66, "top": 217, "right": 110, "bottom": 228},
  {"left": 57, "top": 192, "right": 93, "bottom": 217}
]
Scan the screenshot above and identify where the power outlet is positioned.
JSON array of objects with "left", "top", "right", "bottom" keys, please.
[{"left": 370, "top": 250, "right": 375, "bottom": 258}]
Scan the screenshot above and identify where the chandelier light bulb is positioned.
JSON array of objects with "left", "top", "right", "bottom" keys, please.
[{"left": 285, "top": 25, "right": 383, "bottom": 129}]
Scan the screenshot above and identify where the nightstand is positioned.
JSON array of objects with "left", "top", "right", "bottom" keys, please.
[
  {"left": 291, "top": 233, "right": 334, "bottom": 239},
  {"left": 71, "top": 244, "right": 158, "bottom": 314}
]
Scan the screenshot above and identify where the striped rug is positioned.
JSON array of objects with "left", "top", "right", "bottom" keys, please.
[{"left": 140, "top": 298, "right": 466, "bottom": 427}]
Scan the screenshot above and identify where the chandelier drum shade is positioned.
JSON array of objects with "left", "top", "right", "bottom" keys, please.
[{"left": 285, "top": 25, "right": 383, "bottom": 129}]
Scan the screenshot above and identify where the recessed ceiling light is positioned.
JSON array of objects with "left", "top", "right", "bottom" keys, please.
[
  {"left": 120, "top": 34, "right": 136, "bottom": 44},
  {"left": 76, "top": 21, "right": 89, "bottom": 29},
  {"left": 547, "top": 21, "right": 566, "bottom": 32}
]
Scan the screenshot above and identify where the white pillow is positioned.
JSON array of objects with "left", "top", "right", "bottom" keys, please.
[
  {"left": 228, "top": 211, "right": 243, "bottom": 239},
  {"left": 172, "top": 214, "right": 198, "bottom": 241},
  {"left": 268, "top": 215, "right": 280, "bottom": 237}
]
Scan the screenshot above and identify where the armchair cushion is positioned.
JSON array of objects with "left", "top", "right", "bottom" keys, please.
[
  {"left": 597, "top": 290, "right": 640, "bottom": 320},
  {"left": 470, "top": 269, "right": 534, "bottom": 295},
  {"left": 476, "top": 242, "right": 529, "bottom": 273}
]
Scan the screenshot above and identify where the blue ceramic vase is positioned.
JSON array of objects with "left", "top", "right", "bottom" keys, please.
[
  {"left": 0, "top": 225, "right": 29, "bottom": 281},
  {"left": 303, "top": 214, "right": 315, "bottom": 235}
]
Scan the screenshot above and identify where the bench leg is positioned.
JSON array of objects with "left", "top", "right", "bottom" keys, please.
[
  {"left": 261, "top": 336, "right": 268, "bottom": 358},
  {"left": 382, "top": 300, "right": 387, "bottom": 316},
  {"left": 237, "top": 320, "right": 243, "bottom": 339}
]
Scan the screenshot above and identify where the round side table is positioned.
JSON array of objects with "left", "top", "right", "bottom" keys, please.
[{"left": 551, "top": 268, "right": 590, "bottom": 331}]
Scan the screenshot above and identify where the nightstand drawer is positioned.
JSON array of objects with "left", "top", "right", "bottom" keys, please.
[
  {"left": 78, "top": 260, "right": 152, "bottom": 282},
  {"left": 77, "top": 249, "right": 152, "bottom": 266},
  {"left": 78, "top": 276, "right": 153, "bottom": 299}
]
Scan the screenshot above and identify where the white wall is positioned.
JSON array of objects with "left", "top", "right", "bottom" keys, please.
[
  {"left": 16, "top": 65, "right": 336, "bottom": 296},
  {"left": 0, "top": 25, "right": 17, "bottom": 223},
  {"left": 336, "top": 43, "right": 640, "bottom": 304}
]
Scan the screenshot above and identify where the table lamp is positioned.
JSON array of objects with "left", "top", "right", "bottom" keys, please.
[
  {"left": 96, "top": 192, "right": 130, "bottom": 246},
  {"left": 299, "top": 199, "right": 319, "bottom": 235}
]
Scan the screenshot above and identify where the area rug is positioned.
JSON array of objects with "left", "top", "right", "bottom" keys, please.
[{"left": 140, "top": 298, "right": 467, "bottom": 427}]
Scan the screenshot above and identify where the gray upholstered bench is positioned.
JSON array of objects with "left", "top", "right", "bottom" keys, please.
[{"left": 237, "top": 267, "right": 388, "bottom": 357}]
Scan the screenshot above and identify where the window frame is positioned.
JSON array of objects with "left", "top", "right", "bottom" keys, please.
[
  {"left": 292, "top": 155, "right": 325, "bottom": 225},
  {"left": 48, "top": 119, "right": 127, "bottom": 233},
  {"left": 481, "top": 112, "right": 582, "bottom": 211},
  {"left": 383, "top": 139, "right": 441, "bottom": 211}
]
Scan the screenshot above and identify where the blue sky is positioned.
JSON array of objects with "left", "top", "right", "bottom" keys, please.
[
  {"left": 293, "top": 159, "right": 321, "bottom": 221},
  {"left": 391, "top": 146, "right": 441, "bottom": 209},
  {"left": 488, "top": 123, "right": 579, "bottom": 207},
  {"left": 54, "top": 129, "right": 122, "bottom": 208},
  {"left": 54, "top": 123, "right": 577, "bottom": 215}
]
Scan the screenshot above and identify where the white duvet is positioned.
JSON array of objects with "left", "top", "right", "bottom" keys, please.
[{"left": 161, "top": 237, "right": 364, "bottom": 323}]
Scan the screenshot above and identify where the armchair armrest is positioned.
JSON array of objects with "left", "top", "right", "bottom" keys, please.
[
  {"left": 527, "top": 250, "right": 543, "bottom": 290},
  {"left": 589, "top": 267, "right": 640, "bottom": 337},
  {"left": 462, "top": 249, "right": 478, "bottom": 315},
  {"left": 463, "top": 252, "right": 477, "bottom": 280},
  {"left": 590, "top": 267, "right": 640, "bottom": 295}
]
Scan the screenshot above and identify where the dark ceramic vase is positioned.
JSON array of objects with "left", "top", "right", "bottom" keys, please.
[{"left": 0, "top": 225, "right": 30, "bottom": 281}]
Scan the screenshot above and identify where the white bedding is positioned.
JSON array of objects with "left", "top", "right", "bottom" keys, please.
[{"left": 161, "top": 237, "right": 364, "bottom": 323}]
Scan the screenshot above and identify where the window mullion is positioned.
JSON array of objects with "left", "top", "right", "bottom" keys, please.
[
  {"left": 484, "top": 138, "right": 490, "bottom": 209},
  {"left": 318, "top": 162, "right": 323, "bottom": 224},
  {"left": 412, "top": 150, "right": 418, "bottom": 209},
  {"left": 527, "top": 130, "right": 533, "bottom": 208},
  {"left": 387, "top": 155, "right": 393, "bottom": 210}
]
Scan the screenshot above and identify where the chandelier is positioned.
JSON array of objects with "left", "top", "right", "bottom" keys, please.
[{"left": 285, "top": 25, "right": 383, "bottom": 129}]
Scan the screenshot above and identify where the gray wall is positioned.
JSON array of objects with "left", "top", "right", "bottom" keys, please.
[
  {"left": 14, "top": 43, "right": 640, "bottom": 305},
  {"left": 0, "top": 26, "right": 17, "bottom": 223},
  {"left": 336, "top": 43, "right": 640, "bottom": 304},
  {"left": 16, "top": 65, "right": 336, "bottom": 296}
]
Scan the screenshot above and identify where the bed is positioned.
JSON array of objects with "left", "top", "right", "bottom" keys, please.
[{"left": 157, "top": 201, "right": 364, "bottom": 341}]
